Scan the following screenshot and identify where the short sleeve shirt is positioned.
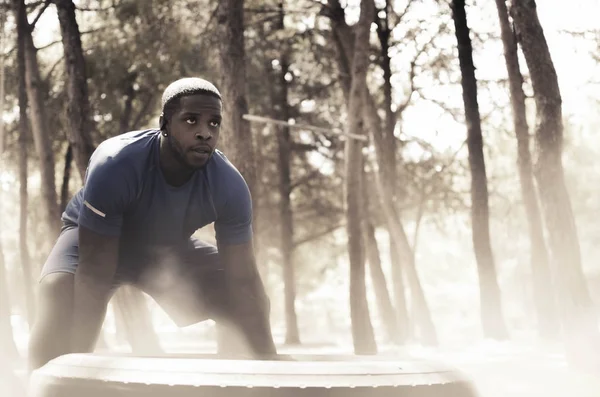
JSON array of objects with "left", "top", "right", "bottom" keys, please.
[{"left": 62, "top": 129, "right": 253, "bottom": 246}]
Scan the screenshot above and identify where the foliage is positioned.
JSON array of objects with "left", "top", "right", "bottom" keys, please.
[{"left": 1, "top": 0, "right": 600, "bottom": 347}]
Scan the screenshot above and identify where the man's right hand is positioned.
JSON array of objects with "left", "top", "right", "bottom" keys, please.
[{"left": 71, "top": 226, "right": 119, "bottom": 353}]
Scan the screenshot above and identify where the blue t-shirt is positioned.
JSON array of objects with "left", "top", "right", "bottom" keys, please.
[{"left": 62, "top": 129, "right": 253, "bottom": 246}]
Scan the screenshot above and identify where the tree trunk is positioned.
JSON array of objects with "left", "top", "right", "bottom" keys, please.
[
  {"left": 371, "top": 168, "right": 438, "bottom": 345},
  {"left": 364, "top": 94, "right": 432, "bottom": 343},
  {"left": 118, "top": 72, "right": 137, "bottom": 133},
  {"left": 511, "top": 0, "right": 600, "bottom": 369},
  {"left": 362, "top": 168, "right": 400, "bottom": 344},
  {"left": 451, "top": 0, "right": 509, "bottom": 340},
  {"left": 388, "top": 233, "right": 410, "bottom": 341},
  {"left": 374, "top": 6, "right": 413, "bottom": 342},
  {"left": 326, "top": 0, "right": 413, "bottom": 345},
  {"left": 277, "top": 81, "right": 300, "bottom": 345},
  {"left": 362, "top": 92, "right": 437, "bottom": 345},
  {"left": 326, "top": 0, "right": 353, "bottom": 99},
  {"left": 19, "top": 125, "right": 34, "bottom": 328},
  {"left": 344, "top": 0, "right": 378, "bottom": 355},
  {"left": 14, "top": 0, "right": 60, "bottom": 234},
  {"left": 0, "top": 13, "right": 4, "bottom": 157},
  {"left": 16, "top": 6, "right": 35, "bottom": 327},
  {"left": 267, "top": 2, "right": 300, "bottom": 346},
  {"left": 375, "top": 0, "right": 398, "bottom": 200},
  {"left": 494, "top": 0, "right": 558, "bottom": 338},
  {"left": 50, "top": 0, "right": 162, "bottom": 353},
  {"left": 54, "top": 0, "right": 95, "bottom": 176},
  {"left": 60, "top": 144, "right": 73, "bottom": 212},
  {"left": 0, "top": 249, "right": 19, "bottom": 361},
  {"left": 0, "top": 12, "right": 19, "bottom": 360},
  {"left": 215, "top": 0, "right": 257, "bottom": 206}
]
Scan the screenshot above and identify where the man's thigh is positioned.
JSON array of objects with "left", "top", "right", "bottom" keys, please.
[
  {"left": 41, "top": 229, "right": 229, "bottom": 327},
  {"left": 40, "top": 225, "right": 137, "bottom": 288},
  {"left": 134, "top": 238, "right": 230, "bottom": 327}
]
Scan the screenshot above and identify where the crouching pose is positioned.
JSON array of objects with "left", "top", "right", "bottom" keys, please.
[{"left": 28, "top": 77, "right": 278, "bottom": 371}]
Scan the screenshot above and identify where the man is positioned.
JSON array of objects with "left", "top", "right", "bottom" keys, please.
[{"left": 28, "top": 77, "right": 278, "bottom": 371}]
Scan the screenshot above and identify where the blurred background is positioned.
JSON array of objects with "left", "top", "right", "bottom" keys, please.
[{"left": 1, "top": 0, "right": 600, "bottom": 396}]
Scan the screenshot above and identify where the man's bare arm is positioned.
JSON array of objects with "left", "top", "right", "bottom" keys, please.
[
  {"left": 218, "top": 239, "right": 277, "bottom": 357},
  {"left": 71, "top": 226, "right": 119, "bottom": 353}
]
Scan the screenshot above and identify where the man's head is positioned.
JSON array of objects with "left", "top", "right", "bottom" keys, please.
[{"left": 159, "top": 77, "right": 223, "bottom": 169}]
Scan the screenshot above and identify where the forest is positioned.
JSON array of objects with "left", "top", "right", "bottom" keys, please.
[{"left": 1, "top": 0, "right": 600, "bottom": 395}]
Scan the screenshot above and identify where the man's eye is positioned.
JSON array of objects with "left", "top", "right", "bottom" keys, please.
[
  {"left": 210, "top": 120, "right": 221, "bottom": 127},
  {"left": 185, "top": 117, "right": 196, "bottom": 125}
]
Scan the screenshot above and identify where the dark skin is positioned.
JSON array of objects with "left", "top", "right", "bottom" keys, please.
[
  {"left": 69, "top": 93, "right": 278, "bottom": 359},
  {"left": 158, "top": 94, "right": 222, "bottom": 186}
]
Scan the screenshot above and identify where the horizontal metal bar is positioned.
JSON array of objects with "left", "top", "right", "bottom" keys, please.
[{"left": 242, "top": 114, "right": 369, "bottom": 142}]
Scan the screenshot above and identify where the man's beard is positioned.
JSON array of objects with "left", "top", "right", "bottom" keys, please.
[{"left": 167, "top": 136, "right": 211, "bottom": 170}]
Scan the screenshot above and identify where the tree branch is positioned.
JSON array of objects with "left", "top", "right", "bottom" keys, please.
[
  {"left": 393, "top": 22, "right": 448, "bottom": 119},
  {"left": 30, "top": 0, "right": 51, "bottom": 30},
  {"left": 245, "top": 6, "right": 312, "bottom": 15},
  {"left": 293, "top": 223, "right": 344, "bottom": 248},
  {"left": 37, "top": 27, "right": 108, "bottom": 51},
  {"left": 131, "top": 93, "right": 155, "bottom": 129},
  {"left": 389, "top": 0, "right": 415, "bottom": 29},
  {"left": 395, "top": 59, "right": 416, "bottom": 115},
  {"left": 243, "top": 114, "right": 368, "bottom": 141},
  {"left": 197, "top": 3, "right": 218, "bottom": 38},
  {"left": 290, "top": 169, "right": 322, "bottom": 192},
  {"left": 37, "top": 38, "right": 62, "bottom": 51},
  {"left": 291, "top": 142, "right": 318, "bottom": 152},
  {"left": 44, "top": 55, "right": 64, "bottom": 82},
  {"left": 75, "top": 3, "right": 120, "bottom": 12},
  {"left": 415, "top": 87, "right": 464, "bottom": 124}
]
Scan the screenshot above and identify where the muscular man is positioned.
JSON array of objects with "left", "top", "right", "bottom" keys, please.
[{"left": 28, "top": 77, "right": 277, "bottom": 370}]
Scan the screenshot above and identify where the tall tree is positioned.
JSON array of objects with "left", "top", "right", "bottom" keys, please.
[
  {"left": 373, "top": 1, "right": 413, "bottom": 344},
  {"left": 494, "top": 0, "right": 557, "bottom": 338},
  {"left": 51, "top": 0, "right": 162, "bottom": 354},
  {"left": 325, "top": 0, "right": 418, "bottom": 345},
  {"left": 451, "top": 0, "right": 508, "bottom": 339},
  {"left": 60, "top": 145, "right": 73, "bottom": 212},
  {"left": 15, "top": 0, "right": 35, "bottom": 326},
  {"left": 344, "top": 0, "right": 377, "bottom": 355},
  {"left": 0, "top": 241, "right": 18, "bottom": 360},
  {"left": 271, "top": 1, "right": 300, "bottom": 345},
  {"left": 362, "top": 167, "right": 400, "bottom": 343},
  {"left": 0, "top": 1, "right": 4, "bottom": 156},
  {"left": 14, "top": 0, "right": 60, "bottom": 234},
  {"left": 511, "top": 0, "right": 600, "bottom": 368},
  {"left": 0, "top": 6, "right": 19, "bottom": 360},
  {"left": 374, "top": 0, "right": 409, "bottom": 200},
  {"left": 363, "top": 94, "right": 433, "bottom": 344},
  {"left": 53, "top": 0, "right": 95, "bottom": 175},
  {"left": 216, "top": 0, "right": 258, "bottom": 203}
]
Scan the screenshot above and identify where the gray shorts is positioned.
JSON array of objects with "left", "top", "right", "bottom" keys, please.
[{"left": 40, "top": 226, "right": 228, "bottom": 327}]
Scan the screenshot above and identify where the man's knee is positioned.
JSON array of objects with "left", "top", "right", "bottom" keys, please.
[
  {"left": 36, "top": 272, "right": 75, "bottom": 322},
  {"left": 28, "top": 272, "right": 74, "bottom": 371},
  {"left": 38, "top": 272, "right": 74, "bottom": 300}
]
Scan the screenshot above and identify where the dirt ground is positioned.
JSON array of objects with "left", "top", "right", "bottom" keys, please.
[{"left": 4, "top": 339, "right": 600, "bottom": 396}]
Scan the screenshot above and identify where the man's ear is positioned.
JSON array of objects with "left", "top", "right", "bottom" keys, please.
[{"left": 159, "top": 113, "right": 167, "bottom": 131}]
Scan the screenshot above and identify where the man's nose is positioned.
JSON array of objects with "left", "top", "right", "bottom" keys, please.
[{"left": 195, "top": 127, "right": 211, "bottom": 140}]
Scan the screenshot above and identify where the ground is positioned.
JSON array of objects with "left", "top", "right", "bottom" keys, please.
[
  {"left": 4, "top": 333, "right": 600, "bottom": 396},
  {"left": 277, "top": 340, "right": 600, "bottom": 397},
  {"left": 409, "top": 341, "right": 600, "bottom": 397}
]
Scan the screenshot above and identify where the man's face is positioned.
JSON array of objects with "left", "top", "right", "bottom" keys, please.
[{"left": 163, "top": 94, "right": 222, "bottom": 169}]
